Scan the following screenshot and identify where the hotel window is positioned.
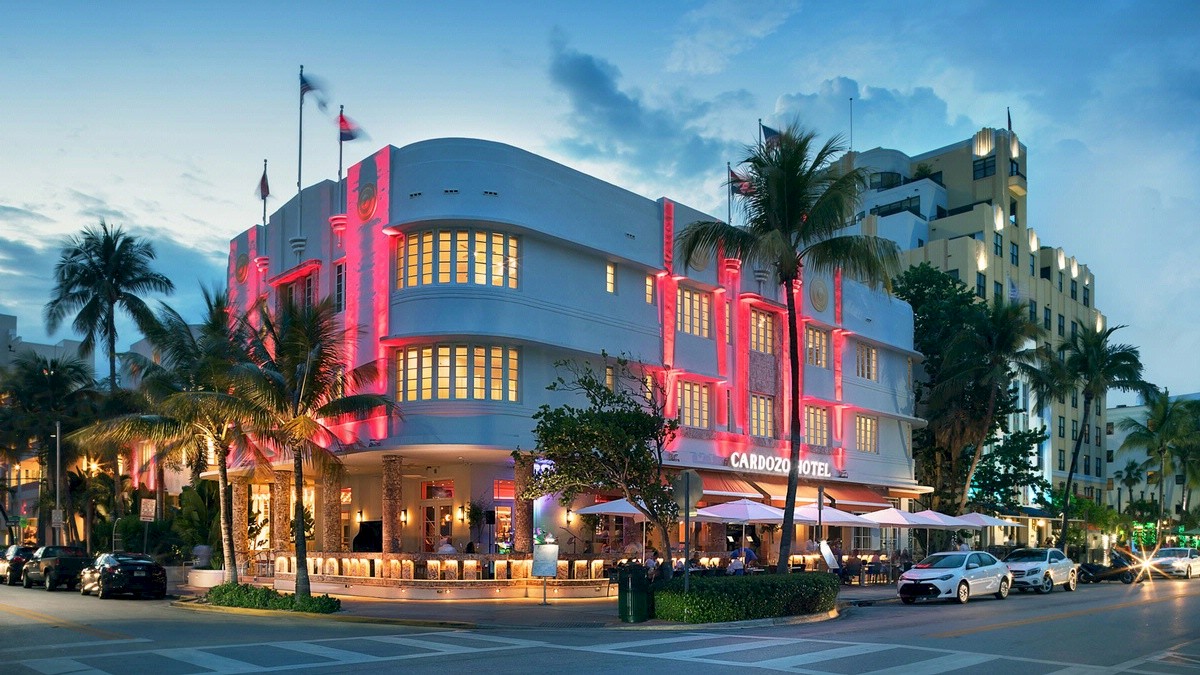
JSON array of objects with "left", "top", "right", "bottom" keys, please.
[
  {"left": 1071, "top": 320, "right": 1078, "bottom": 338},
  {"left": 398, "top": 228, "right": 518, "bottom": 289},
  {"left": 1058, "top": 271, "right": 1063, "bottom": 292},
  {"left": 993, "top": 233, "right": 1002, "bottom": 257},
  {"left": 1029, "top": 253, "right": 1036, "bottom": 277},
  {"left": 1010, "top": 159, "right": 1021, "bottom": 178},
  {"left": 1058, "top": 416, "right": 1065, "bottom": 438},
  {"left": 1043, "top": 307, "right": 1051, "bottom": 330},
  {"left": 855, "top": 415, "right": 878, "bottom": 453},
  {"left": 333, "top": 262, "right": 345, "bottom": 313},
  {"left": 805, "top": 405, "right": 829, "bottom": 447},
  {"left": 397, "top": 343, "right": 518, "bottom": 402},
  {"left": 1057, "top": 314, "right": 1065, "bottom": 337},
  {"left": 605, "top": 366, "right": 614, "bottom": 391},
  {"left": 645, "top": 275, "right": 654, "bottom": 304},
  {"left": 676, "top": 286, "right": 711, "bottom": 338},
  {"left": 1071, "top": 389, "right": 1078, "bottom": 408},
  {"left": 750, "top": 394, "right": 774, "bottom": 438},
  {"left": 1072, "top": 419, "right": 1078, "bottom": 440},
  {"left": 1058, "top": 449, "right": 1065, "bottom": 470},
  {"left": 1028, "top": 299, "right": 1037, "bottom": 323},
  {"left": 975, "top": 272, "right": 985, "bottom": 299},
  {"left": 856, "top": 342, "right": 878, "bottom": 381},
  {"left": 280, "top": 270, "right": 317, "bottom": 308},
  {"left": 677, "top": 381, "right": 710, "bottom": 429},
  {"left": 1083, "top": 424, "right": 1091, "bottom": 443},
  {"left": 1010, "top": 242, "right": 1019, "bottom": 266},
  {"left": 993, "top": 281, "right": 1002, "bottom": 303},
  {"left": 1083, "top": 286, "right": 1090, "bottom": 307},
  {"left": 606, "top": 263, "right": 616, "bottom": 294},
  {"left": 1070, "top": 279, "right": 1077, "bottom": 300},
  {"left": 1096, "top": 426, "right": 1102, "bottom": 446},
  {"left": 750, "top": 309, "right": 775, "bottom": 354},
  {"left": 1084, "top": 455, "right": 1091, "bottom": 474},
  {"left": 973, "top": 155, "right": 996, "bottom": 180},
  {"left": 805, "top": 326, "right": 829, "bottom": 368}
]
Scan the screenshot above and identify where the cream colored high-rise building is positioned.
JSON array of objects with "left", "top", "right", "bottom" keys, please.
[{"left": 849, "top": 128, "right": 1108, "bottom": 522}]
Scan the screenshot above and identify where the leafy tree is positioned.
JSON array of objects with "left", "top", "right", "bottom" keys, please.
[
  {"left": 1112, "top": 458, "right": 1145, "bottom": 514},
  {"left": 517, "top": 355, "right": 679, "bottom": 578},
  {"left": 969, "top": 428, "right": 1051, "bottom": 514},
  {"left": 1116, "top": 389, "right": 1192, "bottom": 541},
  {"left": 1028, "top": 325, "right": 1150, "bottom": 547},
  {"left": 235, "top": 298, "right": 398, "bottom": 599},
  {"left": 676, "top": 124, "right": 899, "bottom": 572}
]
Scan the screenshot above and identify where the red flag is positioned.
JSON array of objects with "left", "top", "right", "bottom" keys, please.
[
  {"left": 338, "top": 112, "right": 363, "bottom": 142},
  {"left": 729, "top": 168, "right": 753, "bottom": 195},
  {"left": 256, "top": 168, "right": 270, "bottom": 200}
]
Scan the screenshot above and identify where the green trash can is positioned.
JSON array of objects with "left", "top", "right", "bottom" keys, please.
[{"left": 618, "top": 566, "right": 650, "bottom": 623}]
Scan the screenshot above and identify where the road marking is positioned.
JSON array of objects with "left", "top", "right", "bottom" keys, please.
[
  {"left": 665, "top": 638, "right": 794, "bottom": 659},
  {"left": 720, "top": 642, "right": 895, "bottom": 669},
  {"left": 578, "top": 633, "right": 715, "bottom": 651},
  {"left": 22, "top": 657, "right": 107, "bottom": 675},
  {"left": 0, "top": 638, "right": 151, "bottom": 653},
  {"left": 270, "top": 640, "right": 381, "bottom": 663},
  {"left": 0, "top": 602, "right": 131, "bottom": 641},
  {"left": 930, "top": 587, "right": 1200, "bottom": 638},
  {"left": 860, "top": 652, "right": 997, "bottom": 674},
  {"left": 164, "top": 648, "right": 264, "bottom": 673},
  {"left": 366, "top": 634, "right": 483, "bottom": 654}
]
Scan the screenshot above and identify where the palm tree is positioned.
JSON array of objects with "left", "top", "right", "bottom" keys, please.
[
  {"left": 235, "top": 298, "right": 398, "bottom": 598},
  {"left": 44, "top": 220, "right": 175, "bottom": 394},
  {"left": 1112, "top": 458, "right": 1144, "bottom": 514},
  {"left": 932, "top": 300, "right": 1044, "bottom": 513},
  {"left": 1119, "top": 392, "right": 1200, "bottom": 537},
  {"left": 1030, "top": 325, "right": 1149, "bottom": 549},
  {"left": 676, "top": 123, "right": 900, "bottom": 573},
  {"left": 71, "top": 288, "right": 252, "bottom": 583}
]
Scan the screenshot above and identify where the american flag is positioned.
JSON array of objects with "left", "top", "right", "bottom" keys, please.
[{"left": 761, "top": 124, "right": 781, "bottom": 146}]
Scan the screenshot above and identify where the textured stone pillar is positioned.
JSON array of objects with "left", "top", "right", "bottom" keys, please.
[
  {"left": 270, "top": 471, "right": 293, "bottom": 552},
  {"left": 381, "top": 455, "right": 403, "bottom": 553},
  {"left": 319, "top": 467, "right": 343, "bottom": 553},
  {"left": 513, "top": 456, "right": 534, "bottom": 554},
  {"left": 232, "top": 481, "right": 250, "bottom": 556}
]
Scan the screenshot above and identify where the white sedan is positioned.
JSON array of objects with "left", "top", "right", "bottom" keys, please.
[
  {"left": 1004, "top": 547, "right": 1077, "bottom": 593},
  {"left": 1147, "top": 547, "right": 1200, "bottom": 579},
  {"left": 897, "top": 551, "right": 1012, "bottom": 604}
]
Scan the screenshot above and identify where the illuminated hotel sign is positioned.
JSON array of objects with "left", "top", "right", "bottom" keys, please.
[{"left": 729, "top": 451, "right": 832, "bottom": 478}]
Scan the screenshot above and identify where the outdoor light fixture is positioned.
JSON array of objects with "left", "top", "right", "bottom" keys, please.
[
  {"left": 457, "top": 505, "right": 465, "bottom": 523},
  {"left": 400, "top": 509, "right": 408, "bottom": 526},
  {"left": 566, "top": 509, "right": 573, "bottom": 525},
  {"left": 357, "top": 510, "right": 363, "bottom": 523}
]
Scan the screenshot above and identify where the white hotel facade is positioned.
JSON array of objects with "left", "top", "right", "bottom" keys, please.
[{"left": 224, "top": 138, "right": 924, "bottom": 576}]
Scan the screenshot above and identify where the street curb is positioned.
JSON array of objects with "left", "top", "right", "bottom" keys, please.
[{"left": 169, "top": 597, "right": 477, "bottom": 629}]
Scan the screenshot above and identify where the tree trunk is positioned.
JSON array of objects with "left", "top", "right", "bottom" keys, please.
[
  {"left": 292, "top": 450, "right": 310, "bottom": 599},
  {"left": 85, "top": 498, "right": 93, "bottom": 554},
  {"left": 155, "top": 459, "right": 166, "bottom": 521},
  {"left": 1057, "top": 393, "right": 1092, "bottom": 549},
  {"left": 957, "top": 390, "right": 999, "bottom": 514},
  {"left": 215, "top": 439, "right": 238, "bottom": 585},
  {"left": 776, "top": 275, "right": 803, "bottom": 574},
  {"left": 1158, "top": 450, "right": 1167, "bottom": 546},
  {"left": 654, "top": 520, "right": 674, "bottom": 581}
]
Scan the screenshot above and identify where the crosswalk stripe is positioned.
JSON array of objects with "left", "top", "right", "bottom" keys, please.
[
  {"left": 22, "top": 657, "right": 102, "bottom": 675},
  {"left": 580, "top": 634, "right": 715, "bottom": 651},
  {"left": 661, "top": 639, "right": 793, "bottom": 659},
  {"left": 164, "top": 648, "right": 264, "bottom": 673},
  {"left": 722, "top": 642, "right": 896, "bottom": 669},
  {"left": 270, "top": 640, "right": 382, "bottom": 663},
  {"left": 365, "top": 635, "right": 500, "bottom": 654},
  {"left": 860, "top": 652, "right": 997, "bottom": 675}
]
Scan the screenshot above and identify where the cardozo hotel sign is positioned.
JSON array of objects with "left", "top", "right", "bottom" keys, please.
[{"left": 728, "top": 451, "right": 833, "bottom": 478}]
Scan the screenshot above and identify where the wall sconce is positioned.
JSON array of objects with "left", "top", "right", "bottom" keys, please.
[
  {"left": 566, "top": 509, "right": 573, "bottom": 525},
  {"left": 356, "top": 510, "right": 363, "bottom": 523},
  {"left": 457, "top": 505, "right": 465, "bottom": 523},
  {"left": 400, "top": 509, "right": 408, "bottom": 526}
]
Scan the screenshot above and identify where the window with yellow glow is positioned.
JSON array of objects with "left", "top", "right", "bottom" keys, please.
[
  {"left": 397, "top": 343, "right": 519, "bottom": 402},
  {"left": 675, "top": 286, "right": 711, "bottom": 338},
  {"left": 750, "top": 309, "right": 775, "bottom": 354},
  {"left": 805, "top": 326, "right": 828, "bottom": 368},
  {"left": 677, "top": 381, "right": 710, "bottom": 429},
  {"left": 398, "top": 228, "right": 518, "bottom": 289},
  {"left": 805, "top": 405, "right": 829, "bottom": 447},
  {"left": 856, "top": 342, "right": 878, "bottom": 380},
  {"left": 856, "top": 415, "right": 878, "bottom": 453},
  {"left": 606, "top": 263, "right": 616, "bottom": 293},
  {"left": 750, "top": 394, "right": 774, "bottom": 438},
  {"left": 645, "top": 275, "right": 654, "bottom": 304}
]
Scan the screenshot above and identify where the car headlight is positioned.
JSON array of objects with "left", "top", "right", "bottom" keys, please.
[
  {"left": 936, "top": 574, "right": 954, "bottom": 581},
  {"left": 1026, "top": 567, "right": 1041, "bottom": 576}
]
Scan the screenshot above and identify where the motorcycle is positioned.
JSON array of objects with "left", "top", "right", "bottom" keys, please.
[{"left": 1079, "top": 547, "right": 1140, "bottom": 584}]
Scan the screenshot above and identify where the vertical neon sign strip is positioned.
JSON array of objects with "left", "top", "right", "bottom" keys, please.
[{"left": 660, "top": 201, "right": 676, "bottom": 369}]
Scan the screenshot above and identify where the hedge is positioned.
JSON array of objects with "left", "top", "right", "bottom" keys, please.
[
  {"left": 653, "top": 572, "right": 839, "bottom": 623},
  {"left": 204, "top": 582, "right": 341, "bottom": 614}
]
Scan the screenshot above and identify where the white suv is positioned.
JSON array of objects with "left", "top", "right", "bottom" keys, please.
[{"left": 1004, "top": 547, "right": 1077, "bottom": 593}]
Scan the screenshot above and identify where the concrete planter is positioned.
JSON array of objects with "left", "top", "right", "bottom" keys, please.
[{"left": 187, "top": 568, "right": 226, "bottom": 588}]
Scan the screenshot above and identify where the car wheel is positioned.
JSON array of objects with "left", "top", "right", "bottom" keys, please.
[
  {"left": 901, "top": 597, "right": 916, "bottom": 605},
  {"left": 1064, "top": 571, "right": 1077, "bottom": 591},
  {"left": 22, "top": 571, "right": 31, "bottom": 588},
  {"left": 1120, "top": 571, "right": 1134, "bottom": 584},
  {"left": 6, "top": 570, "right": 16, "bottom": 586},
  {"left": 44, "top": 569, "right": 55, "bottom": 592},
  {"left": 96, "top": 579, "right": 109, "bottom": 599},
  {"left": 955, "top": 581, "right": 970, "bottom": 604},
  {"left": 80, "top": 582, "right": 89, "bottom": 596},
  {"left": 995, "top": 578, "right": 1010, "bottom": 600},
  {"left": 1036, "top": 574, "right": 1054, "bottom": 594}
]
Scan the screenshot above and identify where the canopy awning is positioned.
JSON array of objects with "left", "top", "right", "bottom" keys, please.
[
  {"left": 698, "top": 471, "right": 763, "bottom": 500},
  {"left": 746, "top": 478, "right": 890, "bottom": 511}
]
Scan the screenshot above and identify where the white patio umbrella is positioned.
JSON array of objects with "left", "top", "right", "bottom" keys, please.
[
  {"left": 859, "top": 507, "right": 943, "bottom": 528},
  {"left": 913, "top": 510, "right": 982, "bottom": 530},
  {"left": 697, "top": 499, "right": 785, "bottom": 560},
  {"left": 575, "top": 499, "right": 648, "bottom": 558},
  {"left": 792, "top": 503, "right": 876, "bottom": 527},
  {"left": 958, "top": 512, "right": 1024, "bottom": 528}
]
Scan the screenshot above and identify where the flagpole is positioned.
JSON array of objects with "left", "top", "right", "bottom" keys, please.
[
  {"left": 849, "top": 97, "right": 854, "bottom": 150},
  {"left": 297, "top": 65, "right": 305, "bottom": 254},
  {"left": 726, "top": 162, "right": 732, "bottom": 226},
  {"left": 757, "top": 118, "right": 762, "bottom": 146},
  {"left": 338, "top": 105, "right": 345, "bottom": 214}
]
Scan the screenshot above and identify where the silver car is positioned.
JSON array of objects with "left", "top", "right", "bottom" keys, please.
[
  {"left": 1004, "top": 547, "right": 1077, "bottom": 593},
  {"left": 1147, "top": 547, "right": 1200, "bottom": 579}
]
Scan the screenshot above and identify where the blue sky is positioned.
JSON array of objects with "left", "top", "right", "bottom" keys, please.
[{"left": 1, "top": 1, "right": 1197, "bottom": 404}]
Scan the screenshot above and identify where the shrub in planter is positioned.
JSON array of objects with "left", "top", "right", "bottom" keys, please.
[
  {"left": 204, "top": 582, "right": 341, "bottom": 614},
  {"left": 653, "top": 572, "right": 839, "bottom": 623}
]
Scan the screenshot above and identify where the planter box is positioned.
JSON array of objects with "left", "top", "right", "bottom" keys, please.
[{"left": 188, "top": 568, "right": 226, "bottom": 589}]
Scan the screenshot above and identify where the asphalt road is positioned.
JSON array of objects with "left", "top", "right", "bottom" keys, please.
[{"left": 0, "top": 576, "right": 1198, "bottom": 674}]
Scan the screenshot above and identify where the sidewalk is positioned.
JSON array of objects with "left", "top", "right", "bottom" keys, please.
[{"left": 173, "top": 581, "right": 898, "bottom": 629}]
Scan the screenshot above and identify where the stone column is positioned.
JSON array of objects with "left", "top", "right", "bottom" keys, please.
[
  {"left": 232, "top": 481, "right": 250, "bottom": 556},
  {"left": 381, "top": 455, "right": 403, "bottom": 553},
  {"left": 319, "top": 467, "right": 343, "bottom": 553},
  {"left": 513, "top": 456, "right": 534, "bottom": 553},
  {"left": 270, "top": 471, "right": 293, "bottom": 552}
]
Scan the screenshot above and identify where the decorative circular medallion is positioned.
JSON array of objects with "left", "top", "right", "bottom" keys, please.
[
  {"left": 356, "top": 182, "right": 378, "bottom": 221},
  {"left": 809, "top": 278, "right": 829, "bottom": 313},
  {"left": 235, "top": 253, "right": 249, "bottom": 283}
]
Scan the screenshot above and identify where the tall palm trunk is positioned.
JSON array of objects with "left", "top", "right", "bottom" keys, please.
[
  {"left": 213, "top": 438, "right": 238, "bottom": 584},
  {"left": 1057, "top": 393, "right": 1093, "bottom": 548},
  {"left": 1158, "top": 450, "right": 1167, "bottom": 545},
  {"left": 776, "top": 277, "right": 803, "bottom": 574},
  {"left": 292, "top": 451, "right": 310, "bottom": 598},
  {"left": 155, "top": 461, "right": 165, "bottom": 520}
]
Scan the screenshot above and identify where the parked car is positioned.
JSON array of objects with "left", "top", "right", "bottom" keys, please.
[
  {"left": 1004, "top": 547, "right": 1077, "bottom": 593},
  {"left": 22, "top": 546, "right": 91, "bottom": 591},
  {"left": 79, "top": 552, "right": 167, "bottom": 599},
  {"left": 0, "top": 545, "right": 36, "bottom": 586},
  {"left": 897, "top": 551, "right": 1012, "bottom": 604},
  {"left": 1145, "top": 547, "right": 1200, "bottom": 579}
]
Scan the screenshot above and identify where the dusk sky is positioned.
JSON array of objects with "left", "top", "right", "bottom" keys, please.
[{"left": 1, "top": 1, "right": 1197, "bottom": 404}]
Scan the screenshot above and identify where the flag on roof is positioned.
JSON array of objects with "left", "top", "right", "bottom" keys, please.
[
  {"left": 729, "top": 168, "right": 754, "bottom": 195},
  {"left": 256, "top": 166, "right": 270, "bottom": 200},
  {"left": 300, "top": 72, "right": 328, "bottom": 112},
  {"left": 338, "top": 112, "right": 363, "bottom": 142},
  {"left": 761, "top": 123, "right": 781, "bottom": 146}
]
